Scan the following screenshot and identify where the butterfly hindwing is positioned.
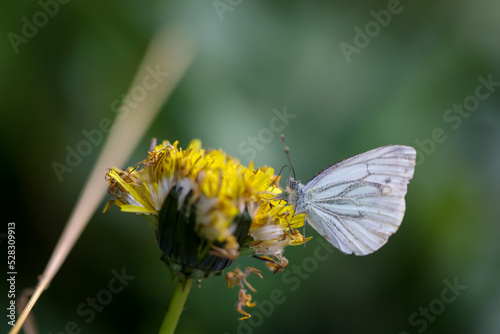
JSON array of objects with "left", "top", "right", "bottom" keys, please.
[{"left": 300, "top": 145, "right": 416, "bottom": 255}]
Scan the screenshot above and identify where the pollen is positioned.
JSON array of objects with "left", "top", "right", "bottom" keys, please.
[{"left": 104, "top": 139, "right": 307, "bottom": 317}]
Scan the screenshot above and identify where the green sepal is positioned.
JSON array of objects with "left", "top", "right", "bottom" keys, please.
[{"left": 157, "top": 187, "right": 252, "bottom": 279}]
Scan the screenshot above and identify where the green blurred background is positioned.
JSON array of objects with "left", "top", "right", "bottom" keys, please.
[{"left": 2, "top": 0, "right": 500, "bottom": 333}]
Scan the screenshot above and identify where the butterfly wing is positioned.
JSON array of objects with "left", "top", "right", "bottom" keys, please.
[{"left": 301, "top": 145, "right": 416, "bottom": 255}]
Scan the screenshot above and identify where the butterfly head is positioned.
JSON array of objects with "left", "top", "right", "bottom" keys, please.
[
  {"left": 285, "top": 177, "right": 303, "bottom": 205},
  {"left": 280, "top": 135, "right": 305, "bottom": 207}
]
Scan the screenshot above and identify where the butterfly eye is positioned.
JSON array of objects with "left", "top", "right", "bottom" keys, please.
[{"left": 286, "top": 178, "right": 299, "bottom": 190}]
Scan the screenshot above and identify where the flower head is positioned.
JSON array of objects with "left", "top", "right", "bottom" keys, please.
[{"left": 105, "top": 139, "right": 307, "bottom": 315}]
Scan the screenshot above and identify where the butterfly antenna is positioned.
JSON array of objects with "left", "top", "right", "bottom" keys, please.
[
  {"left": 269, "top": 165, "right": 290, "bottom": 188},
  {"left": 280, "top": 134, "right": 308, "bottom": 247},
  {"left": 281, "top": 134, "right": 296, "bottom": 179}
]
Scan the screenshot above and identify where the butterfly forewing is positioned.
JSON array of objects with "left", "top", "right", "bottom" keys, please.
[{"left": 300, "top": 145, "right": 416, "bottom": 255}]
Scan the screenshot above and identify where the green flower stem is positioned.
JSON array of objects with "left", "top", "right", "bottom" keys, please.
[{"left": 158, "top": 278, "right": 194, "bottom": 334}]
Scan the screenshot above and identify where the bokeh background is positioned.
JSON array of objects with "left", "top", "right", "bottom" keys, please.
[{"left": 2, "top": 1, "right": 500, "bottom": 333}]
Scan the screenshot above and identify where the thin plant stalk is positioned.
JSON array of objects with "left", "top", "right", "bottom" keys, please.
[
  {"left": 158, "top": 278, "right": 194, "bottom": 334},
  {"left": 9, "top": 25, "right": 196, "bottom": 334}
]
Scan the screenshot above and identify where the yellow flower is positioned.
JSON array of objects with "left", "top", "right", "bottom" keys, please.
[{"left": 105, "top": 139, "right": 308, "bottom": 316}]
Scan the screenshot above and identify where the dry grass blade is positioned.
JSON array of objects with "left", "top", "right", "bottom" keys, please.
[{"left": 9, "top": 24, "right": 196, "bottom": 334}]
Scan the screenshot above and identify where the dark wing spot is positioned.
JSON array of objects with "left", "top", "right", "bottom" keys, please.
[{"left": 384, "top": 177, "right": 391, "bottom": 184}]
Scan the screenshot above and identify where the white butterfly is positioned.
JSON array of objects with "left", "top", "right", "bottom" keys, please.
[{"left": 286, "top": 145, "right": 416, "bottom": 255}]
